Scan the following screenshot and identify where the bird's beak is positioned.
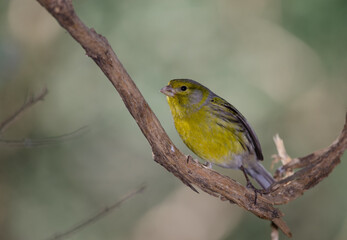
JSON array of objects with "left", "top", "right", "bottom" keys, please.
[{"left": 160, "top": 85, "right": 175, "bottom": 97}]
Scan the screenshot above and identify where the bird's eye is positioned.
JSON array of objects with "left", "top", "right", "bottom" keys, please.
[{"left": 180, "top": 86, "right": 187, "bottom": 91}]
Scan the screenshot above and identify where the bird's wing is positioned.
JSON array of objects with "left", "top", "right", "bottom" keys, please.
[{"left": 208, "top": 96, "right": 264, "bottom": 160}]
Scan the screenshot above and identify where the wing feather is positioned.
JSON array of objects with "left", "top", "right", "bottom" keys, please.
[{"left": 208, "top": 96, "right": 264, "bottom": 160}]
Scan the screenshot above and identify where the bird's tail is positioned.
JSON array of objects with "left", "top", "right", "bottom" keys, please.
[{"left": 244, "top": 161, "right": 275, "bottom": 189}]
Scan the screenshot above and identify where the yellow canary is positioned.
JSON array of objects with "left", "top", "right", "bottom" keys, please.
[{"left": 160, "top": 79, "right": 274, "bottom": 189}]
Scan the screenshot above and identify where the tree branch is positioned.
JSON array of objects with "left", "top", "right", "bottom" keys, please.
[
  {"left": 44, "top": 185, "right": 146, "bottom": 240},
  {"left": 266, "top": 118, "right": 347, "bottom": 204},
  {"left": 35, "top": 0, "right": 347, "bottom": 237},
  {"left": 0, "top": 88, "right": 48, "bottom": 135},
  {"left": 0, "top": 126, "right": 88, "bottom": 148}
]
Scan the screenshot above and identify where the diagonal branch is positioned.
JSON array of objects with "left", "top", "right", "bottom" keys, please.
[
  {"left": 35, "top": 0, "right": 347, "bottom": 237},
  {"left": 44, "top": 185, "right": 146, "bottom": 240},
  {"left": 0, "top": 88, "right": 48, "bottom": 135}
]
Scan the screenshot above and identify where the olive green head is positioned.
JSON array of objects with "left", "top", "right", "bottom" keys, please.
[{"left": 160, "top": 79, "right": 211, "bottom": 108}]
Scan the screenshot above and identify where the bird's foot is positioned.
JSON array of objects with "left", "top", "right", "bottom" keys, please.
[
  {"left": 245, "top": 181, "right": 263, "bottom": 205},
  {"left": 240, "top": 165, "right": 267, "bottom": 205}
]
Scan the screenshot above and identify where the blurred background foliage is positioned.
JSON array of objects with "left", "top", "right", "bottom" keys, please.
[{"left": 0, "top": 0, "right": 346, "bottom": 239}]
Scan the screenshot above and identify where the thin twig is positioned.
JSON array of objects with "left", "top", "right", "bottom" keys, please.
[
  {"left": 0, "top": 88, "right": 48, "bottom": 135},
  {"left": 0, "top": 126, "right": 89, "bottom": 148},
  {"left": 44, "top": 185, "right": 146, "bottom": 240},
  {"left": 271, "top": 134, "right": 296, "bottom": 179}
]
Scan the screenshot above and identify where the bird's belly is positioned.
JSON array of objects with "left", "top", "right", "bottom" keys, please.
[{"left": 175, "top": 115, "right": 246, "bottom": 166}]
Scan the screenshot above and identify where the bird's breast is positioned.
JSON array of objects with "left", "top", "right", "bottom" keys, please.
[{"left": 173, "top": 106, "right": 246, "bottom": 165}]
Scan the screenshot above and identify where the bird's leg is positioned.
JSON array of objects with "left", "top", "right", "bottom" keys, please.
[
  {"left": 240, "top": 165, "right": 262, "bottom": 205},
  {"left": 203, "top": 161, "right": 213, "bottom": 169}
]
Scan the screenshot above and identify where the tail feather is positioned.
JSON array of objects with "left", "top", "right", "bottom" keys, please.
[{"left": 244, "top": 161, "right": 275, "bottom": 189}]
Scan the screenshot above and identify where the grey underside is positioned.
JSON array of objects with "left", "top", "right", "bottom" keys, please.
[{"left": 212, "top": 154, "right": 275, "bottom": 189}]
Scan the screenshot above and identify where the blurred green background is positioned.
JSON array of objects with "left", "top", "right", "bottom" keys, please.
[{"left": 1, "top": 0, "right": 346, "bottom": 239}]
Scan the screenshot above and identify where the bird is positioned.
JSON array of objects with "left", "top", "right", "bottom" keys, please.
[{"left": 160, "top": 79, "right": 275, "bottom": 190}]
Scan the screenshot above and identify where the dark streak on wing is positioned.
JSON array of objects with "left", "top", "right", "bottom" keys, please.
[
  {"left": 221, "top": 102, "right": 264, "bottom": 160},
  {"left": 208, "top": 94, "right": 264, "bottom": 160},
  {"left": 216, "top": 122, "right": 248, "bottom": 152}
]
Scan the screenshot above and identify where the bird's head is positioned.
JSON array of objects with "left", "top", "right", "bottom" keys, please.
[{"left": 160, "top": 79, "right": 210, "bottom": 109}]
